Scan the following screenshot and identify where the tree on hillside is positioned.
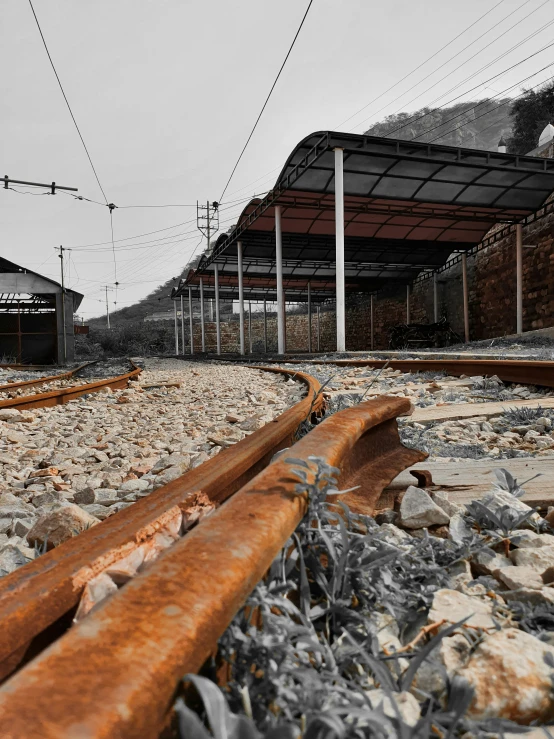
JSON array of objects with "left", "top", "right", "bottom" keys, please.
[{"left": 507, "top": 80, "right": 554, "bottom": 154}]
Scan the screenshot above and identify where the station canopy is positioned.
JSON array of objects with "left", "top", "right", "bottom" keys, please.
[{"left": 175, "top": 131, "right": 554, "bottom": 302}]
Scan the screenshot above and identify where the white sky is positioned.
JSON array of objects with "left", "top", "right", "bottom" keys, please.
[{"left": 2, "top": 0, "right": 554, "bottom": 319}]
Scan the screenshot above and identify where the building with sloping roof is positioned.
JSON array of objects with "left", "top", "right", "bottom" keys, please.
[{"left": 0, "top": 257, "right": 83, "bottom": 364}]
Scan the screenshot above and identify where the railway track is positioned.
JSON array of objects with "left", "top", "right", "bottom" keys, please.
[
  {"left": 0, "top": 360, "right": 142, "bottom": 410},
  {"left": 0, "top": 356, "right": 552, "bottom": 736}
]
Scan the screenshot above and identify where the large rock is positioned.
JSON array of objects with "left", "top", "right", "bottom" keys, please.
[
  {"left": 481, "top": 489, "right": 540, "bottom": 527},
  {"left": 511, "top": 531, "right": 554, "bottom": 549},
  {"left": 498, "top": 566, "right": 544, "bottom": 591},
  {"left": 428, "top": 589, "right": 498, "bottom": 632},
  {"left": 472, "top": 548, "right": 513, "bottom": 577},
  {"left": 0, "top": 409, "right": 22, "bottom": 422},
  {"left": 511, "top": 545, "right": 554, "bottom": 574},
  {"left": 26, "top": 503, "right": 100, "bottom": 549},
  {"left": 457, "top": 628, "right": 554, "bottom": 722},
  {"left": 399, "top": 487, "right": 450, "bottom": 529},
  {"left": 430, "top": 490, "right": 465, "bottom": 517}
]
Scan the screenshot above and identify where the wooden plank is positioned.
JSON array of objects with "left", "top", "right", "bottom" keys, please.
[
  {"left": 385, "top": 456, "right": 554, "bottom": 508},
  {"left": 411, "top": 397, "right": 554, "bottom": 424}
]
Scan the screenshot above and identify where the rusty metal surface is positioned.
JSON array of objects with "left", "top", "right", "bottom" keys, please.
[
  {"left": 0, "top": 361, "right": 96, "bottom": 393},
  {"left": 240, "top": 357, "right": 554, "bottom": 389},
  {"left": 0, "top": 360, "right": 140, "bottom": 410},
  {"left": 0, "top": 367, "right": 322, "bottom": 682},
  {"left": 0, "top": 395, "right": 422, "bottom": 738}
]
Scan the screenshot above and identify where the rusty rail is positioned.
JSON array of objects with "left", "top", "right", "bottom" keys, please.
[
  {"left": 237, "top": 357, "right": 554, "bottom": 389},
  {"left": 0, "top": 361, "right": 97, "bottom": 394},
  {"left": 0, "top": 366, "right": 322, "bottom": 685},
  {"left": 0, "top": 394, "right": 422, "bottom": 738},
  {"left": 0, "top": 360, "right": 141, "bottom": 411}
]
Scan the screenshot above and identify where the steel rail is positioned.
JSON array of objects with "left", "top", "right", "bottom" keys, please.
[
  {"left": 0, "top": 395, "right": 424, "bottom": 738},
  {"left": 232, "top": 357, "right": 554, "bottom": 389},
  {"left": 0, "top": 361, "right": 97, "bottom": 394},
  {"left": 0, "top": 366, "right": 322, "bottom": 683},
  {"left": 0, "top": 360, "right": 141, "bottom": 411}
]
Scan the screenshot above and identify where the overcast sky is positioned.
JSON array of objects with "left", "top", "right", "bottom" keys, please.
[{"left": 2, "top": 0, "right": 554, "bottom": 319}]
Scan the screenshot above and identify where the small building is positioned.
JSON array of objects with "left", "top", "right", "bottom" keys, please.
[{"left": 0, "top": 257, "right": 83, "bottom": 364}]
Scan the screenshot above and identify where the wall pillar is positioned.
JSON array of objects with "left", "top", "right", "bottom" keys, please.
[
  {"left": 214, "top": 264, "right": 221, "bottom": 355},
  {"left": 462, "top": 253, "right": 470, "bottom": 342},
  {"left": 516, "top": 223, "right": 523, "bottom": 334},
  {"left": 188, "top": 286, "right": 194, "bottom": 355},
  {"left": 275, "top": 206, "right": 285, "bottom": 354},
  {"left": 199, "top": 278, "right": 206, "bottom": 352}
]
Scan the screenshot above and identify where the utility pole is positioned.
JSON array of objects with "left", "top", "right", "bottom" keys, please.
[
  {"left": 57, "top": 246, "right": 67, "bottom": 364},
  {"left": 102, "top": 285, "right": 115, "bottom": 329},
  {"left": 196, "top": 200, "right": 219, "bottom": 253}
]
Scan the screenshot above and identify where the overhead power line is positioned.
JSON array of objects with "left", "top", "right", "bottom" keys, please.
[
  {"left": 336, "top": 0, "right": 508, "bottom": 131},
  {"left": 27, "top": 0, "right": 109, "bottom": 205},
  {"left": 218, "top": 0, "right": 314, "bottom": 203}
]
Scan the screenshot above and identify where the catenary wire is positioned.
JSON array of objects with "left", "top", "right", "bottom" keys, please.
[{"left": 218, "top": 0, "right": 314, "bottom": 203}]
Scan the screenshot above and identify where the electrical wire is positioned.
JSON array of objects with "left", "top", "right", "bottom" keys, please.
[
  {"left": 379, "top": 11, "right": 554, "bottom": 140},
  {"left": 335, "top": 0, "right": 508, "bottom": 131},
  {"left": 352, "top": 0, "right": 548, "bottom": 135},
  {"left": 218, "top": 0, "right": 314, "bottom": 202},
  {"left": 27, "top": 0, "right": 109, "bottom": 206}
]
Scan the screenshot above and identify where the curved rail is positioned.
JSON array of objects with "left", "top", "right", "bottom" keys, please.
[
  {"left": 0, "top": 394, "right": 423, "bottom": 738},
  {"left": 0, "top": 360, "right": 141, "bottom": 411},
  {"left": 236, "top": 357, "right": 554, "bottom": 389},
  {"left": 0, "top": 361, "right": 97, "bottom": 394},
  {"left": 0, "top": 366, "right": 323, "bottom": 683}
]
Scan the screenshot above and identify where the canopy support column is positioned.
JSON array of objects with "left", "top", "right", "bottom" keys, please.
[
  {"left": 433, "top": 272, "right": 439, "bottom": 323},
  {"left": 180, "top": 295, "right": 185, "bottom": 356},
  {"left": 462, "top": 253, "right": 470, "bottom": 343},
  {"left": 173, "top": 300, "right": 179, "bottom": 356},
  {"left": 516, "top": 223, "right": 523, "bottom": 334},
  {"left": 335, "top": 147, "right": 345, "bottom": 352},
  {"left": 237, "top": 241, "right": 245, "bottom": 355},
  {"left": 248, "top": 301, "right": 252, "bottom": 354},
  {"left": 317, "top": 306, "right": 321, "bottom": 351},
  {"left": 307, "top": 282, "right": 312, "bottom": 353},
  {"left": 275, "top": 206, "right": 285, "bottom": 354},
  {"left": 370, "top": 294, "right": 374, "bottom": 351},
  {"left": 214, "top": 264, "right": 221, "bottom": 355},
  {"left": 199, "top": 278, "right": 206, "bottom": 352},
  {"left": 263, "top": 299, "right": 268, "bottom": 352},
  {"left": 406, "top": 284, "right": 411, "bottom": 324},
  {"left": 188, "top": 287, "right": 194, "bottom": 355}
]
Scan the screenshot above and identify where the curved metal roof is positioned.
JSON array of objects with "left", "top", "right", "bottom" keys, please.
[{"left": 179, "top": 131, "right": 554, "bottom": 301}]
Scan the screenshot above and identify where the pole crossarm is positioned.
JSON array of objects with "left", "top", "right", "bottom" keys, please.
[{"left": 3, "top": 176, "right": 78, "bottom": 193}]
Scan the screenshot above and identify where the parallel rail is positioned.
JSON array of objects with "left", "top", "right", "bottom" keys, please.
[
  {"left": 0, "top": 392, "right": 422, "bottom": 738},
  {"left": 0, "top": 367, "right": 323, "bottom": 684},
  {"left": 0, "top": 361, "right": 96, "bottom": 394},
  {"left": 0, "top": 360, "right": 141, "bottom": 411}
]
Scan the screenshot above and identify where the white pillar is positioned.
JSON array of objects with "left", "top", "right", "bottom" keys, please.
[
  {"left": 462, "top": 253, "right": 469, "bottom": 343},
  {"left": 370, "top": 294, "right": 374, "bottom": 351},
  {"left": 307, "top": 281, "right": 312, "bottom": 353},
  {"left": 209, "top": 298, "right": 214, "bottom": 322},
  {"left": 173, "top": 300, "right": 179, "bottom": 355},
  {"left": 335, "top": 147, "right": 345, "bottom": 352},
  {"left": 188, "top": 287, "right": 194, "bottom": 355},
  {"left": 406, "top": 284, "right": 411, "bottom": 324},
  {"left": 275, "top": 206, "right": 285, "bottom": 354},
  {"left": 237, "top": 241, "right": 245, "bottom": 355},
  {"left": 180, "top": 295, "right": 185, "bottom": 356},
  {"left": 214, "top": 264, "right": 221, "bottom": 355},
  {"left": 433, "top": 272, "right": 439, "bottom": 322},
  {"left": 247, "top": 301, "right": 251, "bottom": 353},
  {"left": 317, "top": 305, "right": 321, "bottom": 351},
  {"left": 516, "top": 223, "right": 523, "bottom": 334},
  {"left": 199, "top": 278, "right": 206, "bottom": 352},
  {"left": 263, "top": 299, "right": 268, "bottom": 352}
]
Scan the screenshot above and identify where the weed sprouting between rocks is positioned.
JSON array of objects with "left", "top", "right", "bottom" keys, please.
[{"left": 175, "top": 458, "right": 551, "bottom": 738}]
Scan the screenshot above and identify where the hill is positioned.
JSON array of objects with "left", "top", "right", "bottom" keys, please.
[{"left": 365, "top": 98, "right": 513, "bottom": 150}]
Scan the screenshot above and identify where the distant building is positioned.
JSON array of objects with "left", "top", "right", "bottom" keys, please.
[
  {"left": 0, "top": 256, "right": 83, "bottom": 364},
  {"left": 527, "top": 123, "right": 554, "bottom": 158}
]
